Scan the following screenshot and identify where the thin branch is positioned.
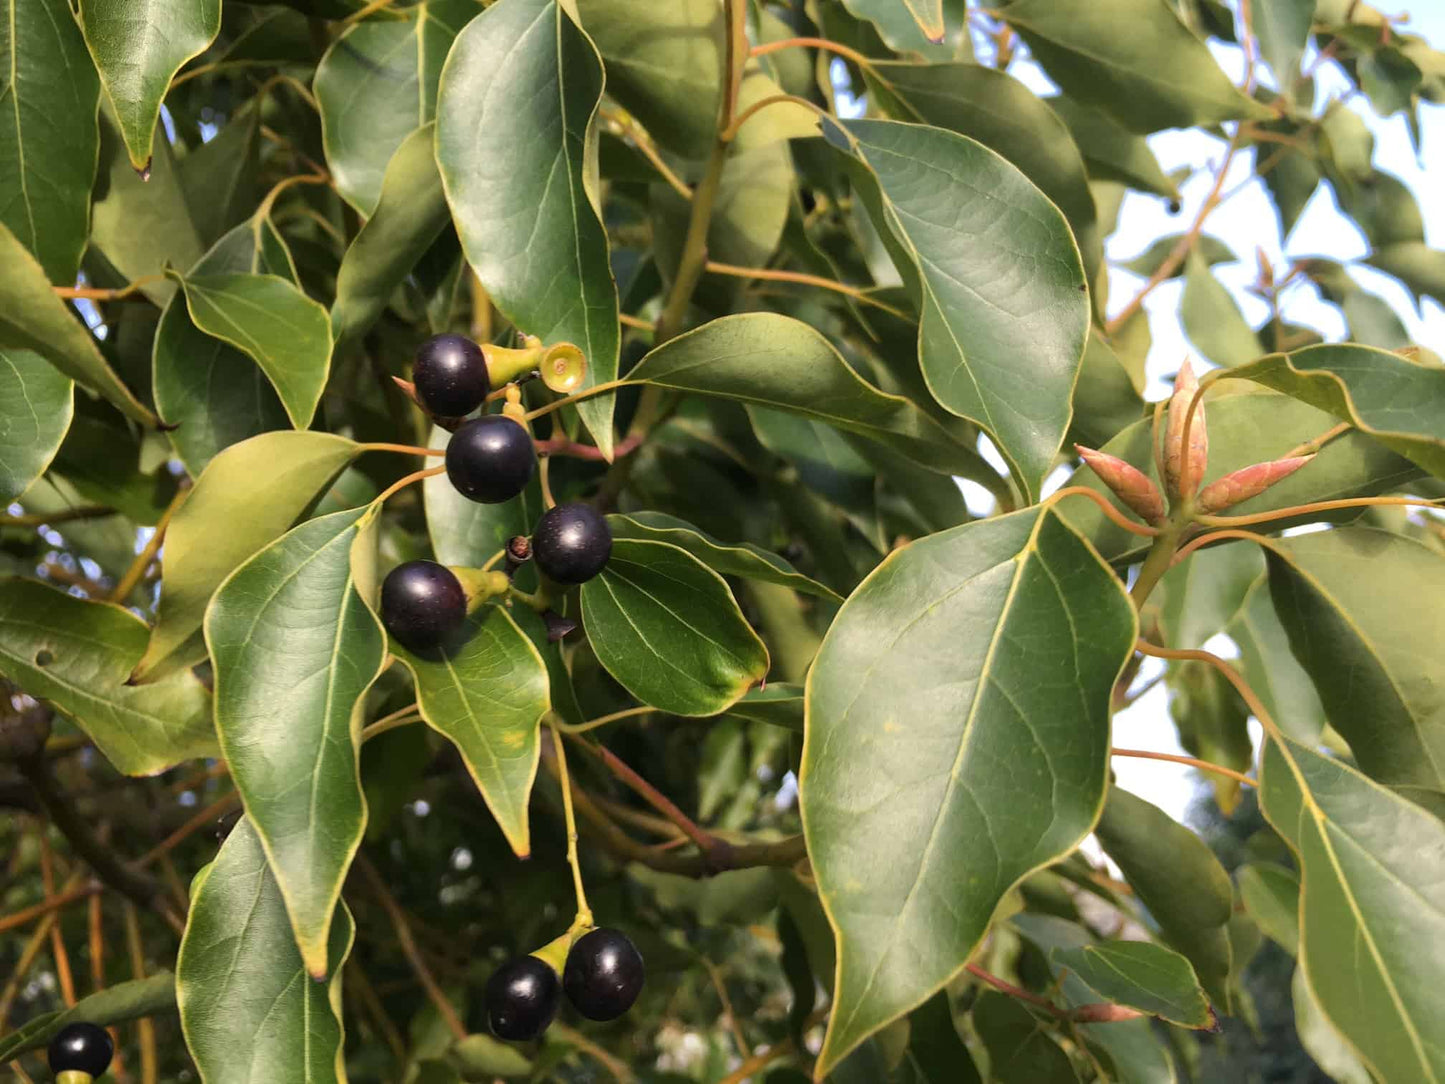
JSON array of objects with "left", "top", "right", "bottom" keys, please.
[
  {"left": 359, "top": 442, "right": 445, "bottom": 458},
  {"left": 53, "top": 278, "right": 162, "bottom": 302},
  {"left": 699, "top": 954, "right": 749, "bottom": 1056},
  {"left": 373, "top": 465, "right": 447, "bottom": 505},
  {"left": 1, "top": 504, "right": 115, "bottom": 528},
  {"left": 534, "top": 432, "right": 644, "bottom": 461},
  {"left": 1046, "top": 486, "right": 1162, "bottom": 538},
  {"left": 123, "top": 903, "right": 158, "bottom": 1084},
  {"left": 1112, "top": 747, "right": 1255, "bottom": 787},
  {"left": 1171, "top": 528, "right": 1267, "bottom": 566},
  {"left": 137, "top": 791, "right": 242, "bottom": 868},
  {"left": 1196, "top": 495, "right": 1443, "bottom": 528},
  {"left": 721, "top": 94, "right": 828, "bottom": 142},
  {"left": 706, "top": 260, "right": 912, "bottom": 319},
  {"left": 549, "top": 724, "right": 593, "bottom": 925},
  {"left": 360, "top": 704, "right": 423, "bottom": 743},
  {"left": 1135, "top": 640, "right": 1280, "bottom": 743},
  {"left": 557, "top": 705, "right": 654, "bottom": 736},
  {"left": 0, "top": 882, "right": 102, "bottom": 935},
  {"left": 524, "top": 378, "right": 634, "bottom": 423},
  {"left": 38, "top": 831, "right": 77, "bottom": 1006},
  {"left": 749, "top": 35, "right": 876, "bottom": 73},
  {"left": 717, "top": 1038, "right": 795, "bottom": 1084},
  {"left": 111, "top": 486, "right": 187, "bottom": 603},
  {"left": 602, "top": 108, "right": 693, "bottom": 201},
  {"left": 619, "top": 312, "right": 656, "bottom": 332}
]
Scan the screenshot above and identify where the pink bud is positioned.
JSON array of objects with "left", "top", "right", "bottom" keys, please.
[
  {"left": 1197, "top": 456, "right": 1314, "bottom": 514},
  {"left": 1076, "top": 445, "right": 1166, "bottom": 524},
  {"left": 1164, "top": 360, "right": 1209, "bottom": 501}
]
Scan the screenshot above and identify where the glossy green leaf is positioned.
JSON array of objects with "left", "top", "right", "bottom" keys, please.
[
  {"left": 838, "top": 0, "right": 968, "bottom": 57},
  {"left": 1226, "top": 575, "right": 1327, "bottom": 745},
  {"left": 1052, "top": 941, "right": 1212, "bottom": 1028},
  {"left": 822, "top": 116, "right": 1088, "bottom": 500},
  {"left": 0, "top": 0, "right": 99, "bottom": 283},
  {"left": 173, "top": 270, "right": 333, "bottom": 430},
  {"left": 133, "top": 431, "right": 360, "bottom": 684},
  {"left": 719, "top": 684, "right": 805, "bottom": 733},
  {"left": 607, "top": 512, "right": 840, "bottom": 600},
  {"left": 800, "top": 507, "right": 1137, "bottom": 1075},
  {"left": 1093, "top": 787, "right": 1234, "bottom": 1008},
  {"left": 1181, "top": 251, "right": 1261, "bottom": 368},
  {"left": 177, "top": 101, "right": 261, "bottom": 249},
  {"left": 312, "top": 0, "right": 475, "bottom": 215},
  {"left": 1260, "top": 736, "right": 1445, "bottom": 1084},
  {"left": 1070, "top": 333, "right": 1145, "bottom": 449},
  {"left": 206, "top": 507, "right": 385, "bottom": 978},
  {"left": 626, "top": 313, "right": 996, "bottom": 480},
  {"left": 1157, "top": 541, "right": 1263, "bottom": 651},
  {"left": 581, "top": 538, "right": 769, "bottom": 717},
  {"left": 1259, "top": 527, "right": 1445, "bottom": 798},
  {"left": 78, "top": 0, "right": 220, "bottom": 171},
  {"left": 973, "top": 991, "right": 1082, "bottom": 1083},
  {"left": 177, "top": 817, "right": 353, "bottom": 1083},
  {"left": 153, "top": 216, "right": 294, "bottom": 476},
  {"left": 1000, "top": 0, "right": 1270, "bottom": 133},
  {"left": 0, "top": 222, "right": 157, "bottom": 426},
  {"left": 0, "top": 348, "right": 72, "bottom": 503},
  {"left": 1292, "top": 966, "right": 1373, "bottom": 1084},
  {"left": 385, "top": 604, "right": 550, "bottom": 857},
  {"left": 0, "top": 973, "right": 174, "bottom": 1063},
  {"left": 436, "top": 0, "right": 619, "bottom": 456},
  {"left": 0, "top": 578, "right": 216, "bottom": 775},
  {"left": 331, "top": 123, "right": 450, "bottom": 346},
  {"left": 1219, "top": 343, "right": 1445, "bottom": 481},
  {"left": 1237, "top": 861, "right": 1300, "bottom": 956},
  {"left": 1122, "top": 234, "right": 1236, "bottom": 279},
  {"left": 1048, "top": 98, "right": 1179, "bottom": 198}
]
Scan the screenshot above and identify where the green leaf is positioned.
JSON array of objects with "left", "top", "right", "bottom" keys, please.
[
  {"left": 435, "top": 0, "right": 619, "bottom": 456},
  {"left": 386, "top": 604, "right": 550, "bottom": 857},
  {"left": 1157, "top": 541, "right": 1263, "bottom": 651},
  {"left": 1048, "top": 98, "right": 1179, "bottom": 199},
  {"left": 332, "top": 123, "right": 450, "bottom": 347},
  {"left": 973, "top": 991, "right": 1082, "bottom": 1083},
  {"left": 177, "top": 817, "right": 353, "bottom": 1083},
  {"left": 1366, "top": 243, "right": 1445, "bottom": 309},
  {"left": 0, "top": 0, "right": 99, "bottom": 283},
  {"left": 801, "top": 507, "right": 1137, "bottom": 1075},
  {"left": 312, "top": 0, "right": 476, "bottom": 215},
  {"left": 1052, "top": 941, "right": 1212, "bottom": 1028},
  {"left": 0, "top": 222, "right": 158, "bottom": 426},
  {"left": 78, "top": 0, "right": 219, "bottom": 171},
  {"left": 839, "top": 0, "right": 968, "bottom": 57},
  {"left": 626, "top": 312, "right": 997, "bottom": 481},
  {"left": 901, "top": 992, "right": 981, "bottom": 1084},
  {"left": 1093, "top": 788, "right": 1234, "bottom": 1009},
  {"left": 1253, "top": 0, "right": 1313, "bottom": 89},
  {"left": 1168, "top": 660, "right": 1254, "bottom": 813},
  {"left": 1000, "top": 0, "right": 1270, "bottom": 133},
  {"left": 173, "top": 270, "right": 333, "bottom": 430},
  {"left": 1226, "top": 575, "right": 1327, "bottom": 745},
  {"left": 0, "top": 348, "right": 72, "bottom": 503},
  {"left": 1258, "top": 527, "right": 1445, "bottom": 799},
  {"left": 133, "top": 431, "right": 360, "bottom": 684},
  {"left": 206, "top": 507, "right": 386, "bottom": 978},
  {"left": 1237, "top": 862, "right": 1300, "bottom": 956},
  {"left": 606, "top": 512, "right": 840, "bottom": 601},
  {"left": 1122, "top": 234, "right": 1236, "bottom": 279},
  {"left": 153, "top": 217, "right": 295, "bottom": 476},
  {"left": 1260, "top": 736, "right": 1445, "bottom": 1084},
  {"left": 719, "top": 684, "right": 805, "bottom": 733},
  {"left": 581, "top": 539, "right": 770, "bottom": 716},
  {"left": 1292, "top": 966, "right": 1374, "bottom": 1084},
  {"left": 821, "top": 116, "right": 1089, "bottom": 501},
  {"left": 450, "top": 1033, "right": 534, "bottom": 1079},
  {"left": 1181, "top": 251, "right": 1261, "bottom": 368},
  {"left": 1069, "top": 334, "right": 1144, "bottom": 449},
  {"left": 177, "top": 101, "right": 262, "bottom": 249},
  {"left": 0, "top": 973, "right": 175, "bottom": 1063},
  {"left": 0, "top": 578, "right": 216, "bottom": 775}
]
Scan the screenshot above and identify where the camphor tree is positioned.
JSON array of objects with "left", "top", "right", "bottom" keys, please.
[{"left": 1, "top": 0, "right": 1444, "bottom": 1080}]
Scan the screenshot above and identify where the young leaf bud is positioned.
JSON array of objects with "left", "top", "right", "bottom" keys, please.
[
  {"left": 1076, "top": 446, "right": 1167, "bottom": 524},
  {"left": 1196, "top": 456, "right": 1314, "bottom": 514},
  {"left": 1164, "top": 359, "right": 1209, "bottom": 501}
]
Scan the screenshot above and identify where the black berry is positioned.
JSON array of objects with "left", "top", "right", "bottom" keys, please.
[
  {"left": 532, "top": 504, "right": 612, "bottom": 585},
  {"left": 380, "top": 560, "right": 467, "bottom": 653},
  {"left": 48, "top": 1021, "right": 114, "bottom": 1077},
  {"left": 563, "top": 928, "right": 644, "bottom": 1021},
  {"left": 486, "top": 956, "right": 560, "bottom": 1041},
  {"left": 445, "top": 416, "right": 537, "bottom": 504},
  {"left": 413, "top": 334, "right": 490, "bottom": 418}
]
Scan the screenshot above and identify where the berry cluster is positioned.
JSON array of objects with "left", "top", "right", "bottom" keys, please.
[
  {"left": 486, "top": 927, "right": 645, "bottom": 1041},
  {"left": 48, "top": 1021, "right": 113, "bottom": 1081},
  {"left": 379, "top": 335, "right": 613, "bottom": 654}
]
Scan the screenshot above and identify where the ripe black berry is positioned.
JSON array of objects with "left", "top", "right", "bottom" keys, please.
[
  {"left": 380, "top": 560, "right": 467, "bottom": 653},
  {"left": 563, "top": 928, "right": 644, "bottom": 1021},
  {"left": 445, "top": 416, "right": 536, "bottom": 504},
  {"left": 532, "top": 504, "right": 612, "bottom": 585},
  {"left": 413, "top": 334, "right": 490, "bottom": 417},
  {"left": 486, "top": 956, "right": 560, "bottom": 1041},
  {"left": 48, "top": 1021, "right": 114, "bottom": 1077}
]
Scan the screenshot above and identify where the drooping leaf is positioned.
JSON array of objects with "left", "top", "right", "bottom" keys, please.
[
  {"left": 801, "top": 507, "right": 1137, "bottom": 1074},
  {"left": 132, "top": 432, "right": 360, "bottom": 684},
  {"left": 626, "top": 312, "right": 998, "bottom": 482},
  {"left": 1052, "top": 941, "right": 1212, "bottom": 1028},
  {"left": 312, "top": 0, "right": 476, "bottom": 215},
  {"left": 331, "top": 123, "right": 450, "bottom": 347},
  {"left": 1226, "top": 575, "right": 1327, "bottom": 745},
  {"left": 0, "top": 973, "right": 175, "bottom": 1063},
  {"left": 173, "top": 270, "right": 333, "bottom": 430},
  {"left": 176, "top": 817, "right": 353, "bottom": 1084},
  {"left": 999, "top": 0, "right": 1270, "bottom": 133},
  {"left": 78, "top": 0, "right": 221, "bottom": 171},
  {"left": 822, "top": 115, "right": 1088, "bottom": 500},
  {"left": 0, "top": 578, "right": 216, "bottom": 775},
  {"left": 435, "top": 0, "right": 619, "bottom": 456},
  {"left": 1048, "top": 98, "right": 1179, "bottom": 198},
  {"left": 972, "top": 991, "right": 1082, "bottom": 1083},
  {"left": 0, "top": 348, "right": 73, "bottom": 503},
  {"left": 606, "top": 512, "right": 840, "bottom": 600},
  {"left": 0, "top": 222, "right": 158, "bottom": 426},
  {"left": 206, "top": 507, "right": 386, "bottom": 978},
  {"left": 1181, "top": 251, "right": 1262, "bottom": 368},
  {"left": 1260, "top": 736, "right": 1445, "bottom": 1084},
  {"left": 581, "top": 539, "right": 770, "bottom": 716},
  {"left": 384, "top": 604, "right": 550, "bottom": 857},
  {"left": 0, "top": 0, "right": 100, "bottom": 283},
  {"left": 1237, "top": 862, "right": 1300, "bottom": 956}
]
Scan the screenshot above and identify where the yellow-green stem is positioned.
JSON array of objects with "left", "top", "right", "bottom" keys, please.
[
  {"left": 1129, "top": 522, "right": 1185, "bottom": 609},
  {"left": 548, "top": 723, "right": 592, "bottom": 927}
]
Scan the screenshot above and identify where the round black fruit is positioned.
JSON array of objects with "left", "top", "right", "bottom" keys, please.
[
  {"left": 445, "top": 415, "right": 537, "bottom": 504},
  {"left": 532, "top": 503, "right": 611, "bottom": 585},
  {"left": 48, "top": 1021, "right": 114, "bottom": 1078},
  {"left": 413, "top": 333, "right": 490, "bottom": 417},
  {"left": 563, "top": 928, "right": 644, "bottom": 1021},
  {"left": 380, "top": 560, "right": 467, "bottom": 652},
  {"left": 486, "top": 956, "right": 560, "bottom": 1041}
]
